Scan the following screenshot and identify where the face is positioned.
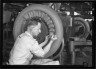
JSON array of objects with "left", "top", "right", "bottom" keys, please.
[{"left": 31, "top": 23, "right": 41, "bottom": 36}]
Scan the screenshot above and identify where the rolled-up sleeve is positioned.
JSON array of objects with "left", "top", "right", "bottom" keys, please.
[{"left": 29, "top": 40, "right": 45, "bottom": 57}]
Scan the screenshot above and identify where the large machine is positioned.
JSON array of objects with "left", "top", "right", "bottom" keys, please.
[{"left": 3, "top": 2, "right": 93, "bottom": 66}]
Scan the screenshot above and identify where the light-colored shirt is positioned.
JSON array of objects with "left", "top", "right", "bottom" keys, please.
[{"left": 9, "top": 31, "right": 44, "bottom": 65}]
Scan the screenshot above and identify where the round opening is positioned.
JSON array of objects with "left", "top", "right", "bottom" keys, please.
[
  {"left": 21, "top": 10, "right": 56, "bottom": 44},
  {"left": 73, "top": 20, "right": 85, "bottom": 38}
]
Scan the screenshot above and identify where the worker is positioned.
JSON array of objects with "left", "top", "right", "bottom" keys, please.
[{"left": 8, "top": 19, "right": 59, "bottom": 65}]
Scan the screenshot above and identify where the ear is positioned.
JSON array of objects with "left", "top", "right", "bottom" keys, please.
[{"left": 28, "top": 26, "right": 33, "bottom": 32}]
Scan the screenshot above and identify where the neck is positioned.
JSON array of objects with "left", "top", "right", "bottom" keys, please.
[{"left": 27, "top": 30, "right": 34, "bottom": 37}]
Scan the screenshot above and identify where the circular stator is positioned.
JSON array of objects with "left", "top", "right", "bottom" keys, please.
[{"left": 13, "top": 4, "right": 64, "bottom": 59}]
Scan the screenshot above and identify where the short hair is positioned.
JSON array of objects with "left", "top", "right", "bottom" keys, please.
[{"left": 24, "top": 18, "right": 39, "bottom": 31}]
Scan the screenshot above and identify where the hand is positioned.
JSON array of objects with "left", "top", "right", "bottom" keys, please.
[{"left": 51, "top": 35, "right": 57, "bottom": 41}]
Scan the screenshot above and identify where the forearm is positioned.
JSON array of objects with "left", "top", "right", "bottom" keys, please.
[
  {"left": 43, "top": 40, "right": 53, "bottom": 56},
  {"left": 39, "top": 40, "right": 48, "bottom": 48}
]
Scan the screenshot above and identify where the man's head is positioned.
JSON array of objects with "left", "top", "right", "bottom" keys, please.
[{"left": 25, "top": 19, "right": 41, "bottom": 37}]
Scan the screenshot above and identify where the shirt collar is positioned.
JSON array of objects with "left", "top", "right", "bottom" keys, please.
[{"left": 25, "top": 31, "right": 33, "bottom": 38}]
